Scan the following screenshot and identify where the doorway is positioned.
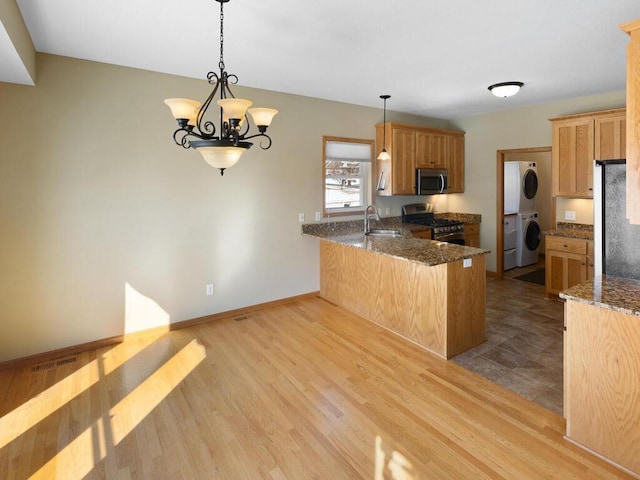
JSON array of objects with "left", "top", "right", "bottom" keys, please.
[{"left": 496, "top": 147, "right": 552, "bottom": 277}]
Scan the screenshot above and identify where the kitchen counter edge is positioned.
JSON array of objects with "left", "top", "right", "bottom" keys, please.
[
  {"left": 302, "top": 222, "right": 489, "bottom": 267},
  {"left": 560, "top": 275, "right": 640, "bottom": 317}
]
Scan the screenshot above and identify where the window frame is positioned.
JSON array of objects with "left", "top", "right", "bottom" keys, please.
[{"left": 322, "top": 136, "right": 375, "bottom": 218}]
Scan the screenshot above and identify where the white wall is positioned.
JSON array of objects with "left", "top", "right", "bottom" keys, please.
[
  {"left": 0, "top": 54, "right": 452, "bottom": 362},
  {"left": 448, "top": 90, "right": 625, "bottom": 272},
  {"left": 556, "top": 198, "right": 594, "bottom": 224}
]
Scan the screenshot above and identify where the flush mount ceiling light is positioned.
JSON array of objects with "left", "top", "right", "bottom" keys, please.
[
  {"left": 377, "top": 95, "right": 391, "bottom": 161},
  {"left": 488, "top": 81, "right": 524, "bottom": 98},
  {"left": 164, "top": 0, "right": 278, "bottom": 176}
]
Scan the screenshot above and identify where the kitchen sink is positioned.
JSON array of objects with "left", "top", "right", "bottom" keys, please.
[{"left": 365, "top": 229, "right": 402, "bottom": 237}]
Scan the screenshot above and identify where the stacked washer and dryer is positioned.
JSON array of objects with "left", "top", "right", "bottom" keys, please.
[{"left": 503, "top": 161, "right": 541, "bottom": 270}]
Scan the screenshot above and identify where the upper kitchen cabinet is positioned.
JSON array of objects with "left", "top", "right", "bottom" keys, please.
[
  {"left": 416, "top": 131, "right": 447, "bottom": 169},
  {"left": 594, "top": 112, "right": 626, "bottom": 160},
  {"left": 375, "top": 122, "right": 465, "bottom": 196},
  {"left": 550, "top": 108, "right": 626, "bottom": 198},
  {"left": 376, "top": 124, "right": 416, "bottom": 195},
  {"left": 447, "top": 133, "right": 465, "bottom": 193},
  {"left": 622, "top": 20, "right": 640, "bottom": 225}
]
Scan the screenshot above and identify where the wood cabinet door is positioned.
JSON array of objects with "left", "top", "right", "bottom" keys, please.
[
  {"left": 586, "top": 240, "right": 594, "bottom": 280},
  {"left": 391, "top": 127, "right": 416, "bottom": 195},
  {"left": 415, "top": 131, "right": 446, "bottom": 169},
  {"left": 595, "top": 113, "right": 626, "bottom": 160},
  {"left": 464, "top": 224, "right": 479, "bottom": 247},
  {"left": 623, "top": 22, "right": 640, "bottom": 224},
  {"left": 545, "top": 249, "right": 587, "bottom": 296},
  {"left": 552, "top": 118, "right": 594, "bottom": 197},
  {"left": 447, "top": 134, "right": 465, "bottom": 193}
]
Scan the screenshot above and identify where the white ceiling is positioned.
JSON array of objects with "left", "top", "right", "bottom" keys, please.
[{"left": 3, "top": 0, "right": 639, "bottom": 119}]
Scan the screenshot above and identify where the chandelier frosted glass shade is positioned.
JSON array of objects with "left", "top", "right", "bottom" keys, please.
[
  {"left": 247, "top": 108, "right": 278, "bottom": 129},
  {"left": 193, "top": 143, "right": 250, "bottom": 170},
  {"left": 488, "top": 82, "right": 524, "bottom": 98},
  {"left": 164, "top": 98, "right": 201, "bottom": 127}
]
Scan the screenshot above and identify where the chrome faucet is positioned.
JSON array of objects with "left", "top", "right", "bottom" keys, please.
[{"left": 364, "top": 204, "right": 380, "bottom": 234}]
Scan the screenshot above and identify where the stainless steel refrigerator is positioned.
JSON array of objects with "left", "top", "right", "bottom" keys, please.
[{"left": 594, "top": 159, "right": 640, "bottom": 280}]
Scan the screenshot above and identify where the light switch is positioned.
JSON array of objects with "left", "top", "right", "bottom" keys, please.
[{"left": 565, "top": 211, "right": 576, "bottom": 221}]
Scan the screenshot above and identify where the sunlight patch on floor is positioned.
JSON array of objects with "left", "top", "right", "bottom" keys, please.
[{"left": 29, "top": 338, "right": 206, "bottom": 479}]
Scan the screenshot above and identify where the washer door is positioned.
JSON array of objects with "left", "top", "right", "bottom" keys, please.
[
  {"left": 525, "top": 220, "right": 541, "bottom": 251},
  {"left": 522, "top": 169, "right": 538, "bottom": 199}
]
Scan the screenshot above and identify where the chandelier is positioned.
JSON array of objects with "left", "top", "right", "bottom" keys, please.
[{"left": 164, "top": 0, "right": 278, "bottom": 176}]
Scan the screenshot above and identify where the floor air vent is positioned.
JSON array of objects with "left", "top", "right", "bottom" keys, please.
[
  {"left": 234, "top": 316, "right": 249, "bottom": 321},
  {"left": 32, "top": 356, "right": 78, "bottom": 372}
]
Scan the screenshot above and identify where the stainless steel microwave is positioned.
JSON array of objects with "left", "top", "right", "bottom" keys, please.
[{"left": 416, "top": 169, "right": 448, "bottom": 195}]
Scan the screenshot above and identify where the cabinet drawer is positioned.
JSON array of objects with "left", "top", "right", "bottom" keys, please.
[
  {"left": 412, "top": 229, "right": 432, "bottom": 240},
  {"left": 546, "top": 236, "right": 587, "bottom": 255},
  {"left": 464, "top": 224, "right": 479, "bottom": 235}
]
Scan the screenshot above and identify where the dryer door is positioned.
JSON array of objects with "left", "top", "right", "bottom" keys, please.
[
  {"left": 522, "top": 169, "right": 538, "bottom": 199},
  {"left": 525, "top": 220, "right": 541, "bottom": 250}
]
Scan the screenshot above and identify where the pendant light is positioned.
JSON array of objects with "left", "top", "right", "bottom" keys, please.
[
  {"left": 164, "top": 0, "right": 278, "bottom": 176},
  {"left": 377, "top": 95, "right": 391, "bottom": 161}
]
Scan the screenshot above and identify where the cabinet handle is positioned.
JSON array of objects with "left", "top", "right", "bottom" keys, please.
[
  {"left": 581, "top": 262, "right": 586, "bottom": 266},
  {"left": 563, "top": 244, "right": 568, "bottom": 248}
]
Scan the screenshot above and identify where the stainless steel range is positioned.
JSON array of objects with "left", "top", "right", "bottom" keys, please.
[{"left": 402, "top": 203, "right": 465, "bottom": 245}]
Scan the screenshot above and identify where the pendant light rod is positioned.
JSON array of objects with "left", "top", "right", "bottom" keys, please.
[{"left": 378, "top": 95, "right": 391, "bottom": 161}]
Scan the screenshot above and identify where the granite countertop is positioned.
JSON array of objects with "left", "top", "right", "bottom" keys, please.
[
  {"left": 435, "top": 212, "right": 482, "bottom": 225},
  {"left": 560, "top": 275, "right": 640, "bottom": 317},
  {"left": 302, "top": 217, "right": 490, "bottom": 267},
  {"left": 544, "top": 222, "right": 594, "bottom": 241}
]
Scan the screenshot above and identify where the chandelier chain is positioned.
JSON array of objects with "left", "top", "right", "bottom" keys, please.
[{"left": 218, "top": 0, "right": 225, "bottom": 71}]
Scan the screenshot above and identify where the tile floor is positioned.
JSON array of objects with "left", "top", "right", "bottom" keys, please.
[{"left": 452, "top": 259, "right": 565, "bottom": 415}]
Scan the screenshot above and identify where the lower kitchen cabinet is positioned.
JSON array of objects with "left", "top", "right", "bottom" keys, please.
[
  {"left": 545, "top": 236, "right": 593, "bottom": 298},
  {"left": 464, "top": 224, "right": 479, "bottom": 247},
  {"left": 564, "top": 299, "right": 640, "bottom": 476}
]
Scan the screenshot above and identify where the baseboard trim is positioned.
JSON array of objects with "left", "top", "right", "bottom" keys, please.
[
  {"left": 486, "top": 270, "right": 498, "bottom": 277},
  {"left": 0, "top": 291, "right": 321, "bottom": 371},
  {"left": 0, "top": 335, "right": 124, "bottom": 371},
  {"left": 167, "top": 291, "right": 320, "bottom": 331}
]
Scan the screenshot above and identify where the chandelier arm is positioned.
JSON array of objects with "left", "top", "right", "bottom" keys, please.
[
  {"left": 173, "top": 127, "right": 217, "bottom": 149},
  {"left": 172, "top": 128, "right": 193, "bottom": 149},
  {"left": 237, "top": 116, "right": 250, "bottom": 137},
  {"left": 196, "top": 72, "right": 223, "bottom": 137},
  {"left": 242, "top": 132, "right": 273, "bottom": 150}
]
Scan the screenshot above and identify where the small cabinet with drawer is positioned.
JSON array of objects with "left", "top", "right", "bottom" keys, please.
[
  {"left": 464, "top": 224, "right": 480, "bottom": 247},
  {"left": 545, "top": 236, "right": 593, "bottom": 298}
]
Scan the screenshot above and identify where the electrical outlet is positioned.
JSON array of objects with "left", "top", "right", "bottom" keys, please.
[
  {"left": 315, "top": 211, "right": 322, "bottom": 221},
  {"left": 385, "top": 207, "right": 390, "bottom": 216},
  {"left": 463, "top": 258, "right": 472, "bottom": 268},
  {"left": 565, "top": 211, "right": 576, "bottom": 221},
  {"left": 206, "top": 284, "right": 214, "bottom": 296},
  {"left": 298, "top": 213, "right": 305, "bottom": 223}
]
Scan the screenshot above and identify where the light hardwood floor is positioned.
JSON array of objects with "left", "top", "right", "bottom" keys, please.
[{"left": 0, "top": 295, "right": 634, "bottom": 479}]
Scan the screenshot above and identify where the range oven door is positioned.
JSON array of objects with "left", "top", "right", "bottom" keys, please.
[
  {"left": 433, "top": 231, "right": 465, "bottom": 245},
  {"left": 416, "top": 169, "right": 448, "bottom": 194}
]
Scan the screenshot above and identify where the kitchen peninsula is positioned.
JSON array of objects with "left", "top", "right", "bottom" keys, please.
[{"left": 303, "top": 220, "right": 490, "bottom": 359}]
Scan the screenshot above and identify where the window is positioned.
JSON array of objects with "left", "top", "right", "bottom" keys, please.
[{"left": 322, "top": 136, "right": 374, "bottom": 217}]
